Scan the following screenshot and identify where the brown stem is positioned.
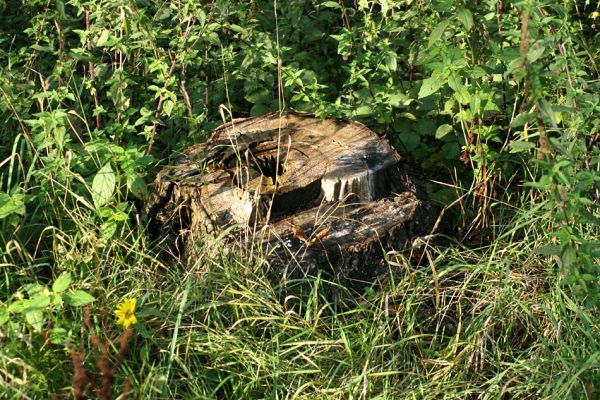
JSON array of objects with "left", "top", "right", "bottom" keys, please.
[
  {"left": 180, "top": 80, "right": 193, "bottom": 118},
  {"left": 536, "top": 106, "right": 551, "bottom": 160}
]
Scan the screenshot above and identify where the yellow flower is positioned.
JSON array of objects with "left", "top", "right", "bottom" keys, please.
[{"left": 115, "top": 298, "right": 137, "bottom": 329}]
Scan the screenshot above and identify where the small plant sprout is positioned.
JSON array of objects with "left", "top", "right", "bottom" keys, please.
[{"left": 115, "top": 298, "right": 138, "bottom": 329}]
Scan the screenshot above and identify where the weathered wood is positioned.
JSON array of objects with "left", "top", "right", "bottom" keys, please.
[{"left": 148, "top": 111, "right": 435, "bottom": 279}]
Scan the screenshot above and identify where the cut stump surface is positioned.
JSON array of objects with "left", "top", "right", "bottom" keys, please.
[{"left": 148, "top": 112, "right": 435, "bottom": 279}]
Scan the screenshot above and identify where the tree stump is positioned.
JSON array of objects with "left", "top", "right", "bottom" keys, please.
[{"left": 148, "top": 111, "right": 435, "bottom": 280}]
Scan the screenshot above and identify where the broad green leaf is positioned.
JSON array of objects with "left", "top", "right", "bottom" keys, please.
[
  {"left": 389, "top": 93, "right": 409, "bottom": 108},
  {"left": 561, "top": 247, "right": 577, "bottom": 268},
  {"left": 229, "top": 24, "right": 246, "bottom": 34},
  {"left": 0, "top": 302, "right": 8, "bottom": 325},
  {"left": 196, "top": 9, "right": 206, "bottom": 26},
  {"left": 354, "top": 105, "right": 373, "bottom": 117},
  {"left": 25, "top": 310, "right": 45, "bottom": 332},
  {"left": 207, "top": 32, "right": 220, "bottom": 46},
  {"left": 428, "top": 20, "right": 450, "bottom": 48},
  {"left": 435, "top": 124, "right": 453, "bottom": 139},
  {"left": 456, "top": 8, "right": 473, "bottom": 31},
  {"left": 31, "top": 44, "right": 53, "bottom": 52},
  {"left": 447, "top": 74, "right": 470, "bottom": 104},
  {"left": 162, "top": 99, "right": 174, "bottom": 117},
  {"left": 471, "top": 93, "right": 481, "bottom": 115},
  {"left": 418, "top": 76, "right": 443, "bottom": 99},
  {"left": 509, "top": 140, "right": 535, "bottom": 153},
  {"left": 63, "top": 290, "right": 95, "bottom": 307},
  {"left": 127, "top": 174, "right": 149, "bottom": 201},
  {"left": 384, "top": 55, "right": 397, "bottom": 72},
  {"left": 26, "top": 294, "right": 50, "bottom": 312},
  {"left": 8, "top": 299, "right": 29, "bottom": 314},
  {"left": 534, "top": 245, "right": 561, "bottom": 256},
  {"left": 581, "top": 273, "right": 596, "bottom": 282},
  {"left": 442, "top": 142, "right": 460, "bottom": 159},
  {"left": 0, "top": 192, "right": 25, "bottom": 219},
  {"left": 155, "top": 7, "right": 171, "bottom": 20},
  {"left": 50, "top": 327, "right": 68, "bottom": 345},
  {"left": 510, "top": 112, "right": 535, "bottom": 128},
  {"left": 416, "top": 119, "right": 436, "bottom": 136},
  {"left": 96, "top": 30, "right": 110, "bottom": 47},
  {"left": 100, "top": 220, "right": 117, "bottom": 240},
  {"left": 528, "top": 42, "right": 545, "bottom": 63},
  {"left": 538, "top": 99, "right": 558, "bottom": 128},
  {"left": 250, "top": 103, "right": 270, "bottom": 116},
  {"left": 321, "top": 1, "right": 341, "bottom": 8},
  {"left": 397, "top": 112, "right": 416, "bottom": 121},
  {"left": 92, "top": 163, "right": 116, "bottom": 208},
  {"left": 399, "top": 131, "right": 420, "bottom": 152},
  {"left": 245, "top": 87, "right": 270, "bottom": 104},
  {"left": 52, "top": 273, "right": 72, "bottom": 293}
]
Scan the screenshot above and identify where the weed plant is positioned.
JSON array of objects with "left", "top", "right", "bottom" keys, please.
[{"left": 0, "top": 0, "right": 599, "bottom": 398}]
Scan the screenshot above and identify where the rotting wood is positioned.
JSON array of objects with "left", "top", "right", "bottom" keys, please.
[{"left": 148, "top": 111, "right": 435, "bottom": 280}]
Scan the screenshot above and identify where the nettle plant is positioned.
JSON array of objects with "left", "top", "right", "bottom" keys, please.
[
  {"left": 532, "top": 134, "right": 600, "bottom": 306},
  {"left": 0, "top": 272, "right": 94, "bottom": 343}
]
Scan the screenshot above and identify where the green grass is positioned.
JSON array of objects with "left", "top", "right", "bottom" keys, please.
[{"left": 1, "top": 198, "right": 598, "bottom": 399}]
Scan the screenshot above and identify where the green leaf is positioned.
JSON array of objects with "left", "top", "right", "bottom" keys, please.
[
  {"left": 399, "top": 131, "right": 420, "bottom": 152},
  {"left": 442, "top": 142, "right": 460, "bottom": 159},
  {"left": 162, "top": 99, "right": 174, "bottom": 117},
  {"left": 52, "top": 272, "right": 72, "bottom": 293},
  {"left": 207, "top": 32, "right": 220, "bottom": 46},
  {"left": 0, "top": 302, "right": 8, "bottom": 325},
  {"left": 384, "top": 55, "right": 397, "bottom": 72},
  {"left": 354, "top": 105, "right": 373, "bottom": 117},
  {"left": 229, "top": 24, "right": 246, "bottom": 34},
  {"left": 447, "top": 74, "right": 470, "bottom": 104},
  {"left": 418, "top": 76, "right": 443, "bottom": 99},
  {"left": 510, "top": 112, "right": 535, "bottom": 128},
  {"left": 245, "top": 87, "right": 271, "bottom": 104},
  {"left": 63, "top": 290, "right": 95, "bottom": 307},
  {"left": 100, "top": 220, "right": 117, "bottom": 240},
  {"left": 8, "top": 299, "right": 29, "bottom": 314},
  {"left": 389, "top": 93, "right": 409, "bottom": 108},
  {"left": 196, "top": 9, "right": 206, "bottom": 26},
  {"left": 321, "top": 1, "right": 341, "bottom": 8},
  {"left": 509, "top": 140, "right": 535, "bottom": 153},
  {"left": 396, "top": 112, "right": 416, "bottom": 121},
  {"left": 456, "top": 7, "right": 473, "bottom": 31},
  {"left": 50, "top": 327, "right": 68, "bottom": 345},
  {"left": 534, "top": 245, "right": 561, "bottom": 256},
  {"left": 96, "top": 30, "right": 110, "bottom": 47},
  {"left": 27, "top": 294, "right": 50, "bottom": 312},
  {"left": 561, "top": 247, "right": 577, "bottom": 268},
  {"left": 528, "top": 41, "right": 545, "bottom": 63},
  {"left": 25, "top": 310, "right": 45, "bottom": 332},
  {"left": 435, "top": 124, "right": 453, "bottom": 139},
  {"left": 92, "top": 163, "right": 116, "bottom": 208},
  {"left": 127, "top": 174, "right": 149, "bottom": 201},
  {"left": 250, "top": 103, "right": 270, "bottom": 116},
  {"left": 428, "top": 20, "right": 450, "bottom": 48},
  {"left": 0, "top": 192, "right": 25, "bottom": 219}
]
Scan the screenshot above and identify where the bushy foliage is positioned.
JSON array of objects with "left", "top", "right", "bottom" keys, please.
[{"left": 0, "top": 0, "right": 599, "bottom": 398}]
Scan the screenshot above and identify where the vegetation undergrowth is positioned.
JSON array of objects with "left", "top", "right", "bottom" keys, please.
[{"left": 0, "top": 0, "right": 599, "bottom": 398}]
